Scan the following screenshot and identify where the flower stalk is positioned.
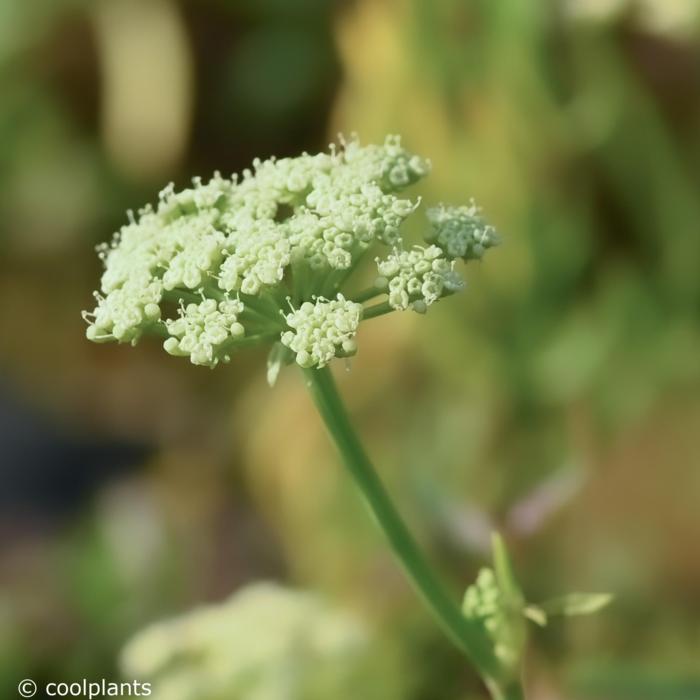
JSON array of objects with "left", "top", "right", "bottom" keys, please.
[{"left": 302, "top": 365, "right": 519, "bottom": 696}]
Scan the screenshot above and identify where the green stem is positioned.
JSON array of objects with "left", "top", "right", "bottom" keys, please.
[
  {"left": 220, "top": 332, "right": 279, "bottom": 352},
  {"left": 362, "top": 301, "right": 394, "bottom": 320},
  {"left": 162, "top": 288, "right": 202, "bottom": 304},
  {"left": 301, "top": 366, "right": 507, "bottom": 688},
  {"left": 351, "top": 286, "right": 384, "bottom": 304}
]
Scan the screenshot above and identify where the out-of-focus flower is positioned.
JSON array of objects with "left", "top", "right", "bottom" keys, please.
[
  {"left": 564, "top": 0, "right": 700, "bottom": 39},
  {"left": 463, "top": 567, "right": 521, "bottom": 670},
  {"left": 636, "top": 0, "right": 700, "bottom": 38},
  {"left": 121, "top": 582, "right": 369, "bottom": 700},
  {"left": 563, "top": 0, "right": 628, "bottom": 23}
]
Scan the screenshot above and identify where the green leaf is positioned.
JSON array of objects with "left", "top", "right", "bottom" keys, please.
[
  {"left": 266, "top": 342, "right": 292, "bottom": 387},
  {"left": 491, "top": 532, "right": 524, "bottom": 608},
  {"left": 523, "top": 605, "right": 548, "bottom": 627},
  {"left": 538, "top": 592, "right": 613, "bottom": 617}
]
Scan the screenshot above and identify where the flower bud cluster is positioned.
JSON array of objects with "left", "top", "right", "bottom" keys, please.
[
  {"left": 343, "top": 133, "right": 430, "bottom": 192},
  {"left": 164, "top": 297, "right": 245, "bottom": 368},
  {"left": 281, "top": 295, "right": 362, "bottom": 368},
  {"left": 376, "top": 245, "right": 464, "bottom": 312},
  {"left": 462, "top": 568, "right": 517, "bottom": 668},
  {"left": 156, "top": 172, "right": 233, "bottom": 221},
  {"left": 218, "top": 219, "right": 291, "bottom": 295},
  {"left": 84, "top": 274, "right": 163, "bottom": 344},
  {"left": 160, "top": 212, "right": 226, "bottom": 291},
  {"left": 84, "top": 136, "right": 497, "bottom": 371},
  {"left": 238, "top": 152, "right": 336, "bottom": 205},
  {"left": 86, "top": 174, "right": 231, "bottom": 345},
  {"left": 288, "top": 179, "right": 417, "bottom": 270},
  {"left": 426, "top": 201, "right": 499, "bottom": 261}
]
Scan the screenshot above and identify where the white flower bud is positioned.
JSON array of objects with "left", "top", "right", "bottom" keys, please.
[
  {"left": 426, "top": 201, "right": 499, "bottom": 261},
  {"left": 376, "top": 246, "right": 464, "bottom": 312},
  {"left": 164, "top": 296, "right": 245, "bottom": 368},
  {"left": 281, "top": 295, "right": 363, "bottom": 369},
  {"left": 218, "top": 219, "right": 291, "bottom": 294}
]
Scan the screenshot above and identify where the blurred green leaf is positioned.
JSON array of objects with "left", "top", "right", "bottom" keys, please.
[
  {"left": 539, "top": 592, "right": 613, "bottom": 617},
  {"left": 522, "top": 605, "right": 547, "bottom": 627}
]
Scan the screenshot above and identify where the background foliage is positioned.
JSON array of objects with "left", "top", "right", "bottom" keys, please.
[{"left": 1, "top": 1, "right": 699, "bottom": 698}]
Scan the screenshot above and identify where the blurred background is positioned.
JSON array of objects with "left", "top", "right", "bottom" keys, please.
[{"left": 1, "top": 0, "right": 699, "bottom": 698}]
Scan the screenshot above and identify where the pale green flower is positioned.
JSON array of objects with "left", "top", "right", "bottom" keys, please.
[
  {"left": 425, "top": 201, "right": 500, "bottom": 262},
  {"left": 120, "top": 583, "right": 370, "bottom": 700},
  {"left": 163, "top": 296, "right": 245, "bottom": 368},
  {"left": 376, "top": 245, "right": 463, "bottom": 312},
  {"left": 281, "top": 295, "right": 363, "bottom": 368},
  {"left": 86, "top": 273, "right": 163, "bottom": 344},
  {"left": 218, "top": 218, "right": 291, "bottom": 295},
  {"left": 84, "top": 136, "right": 498, "bottom": 372}
]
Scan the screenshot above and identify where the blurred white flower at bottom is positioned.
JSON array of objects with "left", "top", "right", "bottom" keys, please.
[
  {"left": 636, "top": 0, "right": 700, "bottom": 39},
  {"left": 564, "top": 0, "right": 700, "bottom": 39},
  {"left": 120, "top": 583, "right": 373, "bottom": 700},
  {"left": 563, "top": 0, "right": 628, "bottom": 23}
]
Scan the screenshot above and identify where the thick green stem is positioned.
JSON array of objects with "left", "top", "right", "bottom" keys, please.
[{"left": 301, "top": 366, "right": 509, "bottom": 690}]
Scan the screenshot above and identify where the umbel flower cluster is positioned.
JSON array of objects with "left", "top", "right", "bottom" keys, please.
[
  {"left": 121, "top": 583, "right": 370, "bottom": 700},
  {"left": 84, "top": 136, "right": 499, "bottom": 370}
]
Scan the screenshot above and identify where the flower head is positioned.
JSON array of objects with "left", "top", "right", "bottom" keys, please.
[
  {"left": 376, "top": 245, "right": 463, "bottom": 313},
  {"left": 426, "top": 201, "right": 500, "bottom": 261},
  {"left": 281, "top": 295, "right": 363, "bottom": 368},
  {"left": 84, "top": 136, "right": 498, "bottom": 372},
  {"left": 163, "top": 296, "right": 245, "bottom": 368},
  {"left": 218, "top": 218, "right": 291, "bottom": 294}
]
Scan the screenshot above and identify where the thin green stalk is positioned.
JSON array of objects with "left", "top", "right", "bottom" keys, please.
[
  {"left": 302, "top": 366, "right": 509, "bottom": 690},
  {"left": 162, "top": 288, "right": 202, "bottom": 304},
  {"left": 144, "top": 321, "right": 169, "bottom": 338},
  {"left": 220, "top": 332, "right": 279, "bottom": 352},
  {"left": 362, "top": 301, "right": 394, "bottom": 320},
  {"left": 351, "top": 286, "right": 384, "bottom": 304}
]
